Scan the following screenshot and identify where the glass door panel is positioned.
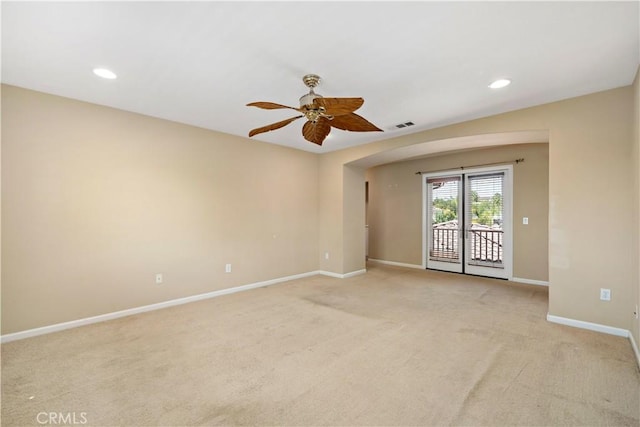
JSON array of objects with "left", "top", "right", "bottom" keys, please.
[
  {"left": 465, "top": 172, "right": 508, "bottom": 278},
  {"left": 426, "top": 175, "right": 463, "bottom": 273}
]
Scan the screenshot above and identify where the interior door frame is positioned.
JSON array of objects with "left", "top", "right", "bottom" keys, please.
[{"left": 422, "top": 164, "right": 513, "bottom": 280}]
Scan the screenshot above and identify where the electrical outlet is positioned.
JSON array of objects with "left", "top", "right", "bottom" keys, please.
[
  {"left": 325, "top": 252, "right": 329, "bottom": 260},
  {"left": 225, "top": 263, "right": 232, "bottom": 273},
  {"left": 599, "top": 288, "right": 611, "bottom": 301},
  {"left": 522, "top": 217, "right": 529, "bottom": 225},
  {"left": 155, "top": 273, "right": 163, "bottom": 284}
]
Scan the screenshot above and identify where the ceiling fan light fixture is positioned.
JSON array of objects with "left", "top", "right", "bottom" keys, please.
[
  {"left": 93, "top": 68, "right": 117, "bottom": 79},
  {"left": 489, "top": 78, "right": 511, "bottom": 89}
]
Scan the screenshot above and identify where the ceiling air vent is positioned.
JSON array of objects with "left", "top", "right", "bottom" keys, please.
[{"left": 395, "top": 121, "right": 415, "bottom": 129}]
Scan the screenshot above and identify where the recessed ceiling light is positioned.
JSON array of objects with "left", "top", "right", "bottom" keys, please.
[
  {"left": 489, "top": 79, "right": 511, "bottom": 89},
  {"left": 93, "top": 68, "right": 117, "bottom": 79}
]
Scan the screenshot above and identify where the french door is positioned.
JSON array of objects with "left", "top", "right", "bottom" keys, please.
[{"left": 424, "top": 166, "right": 512, "bottom": 279}]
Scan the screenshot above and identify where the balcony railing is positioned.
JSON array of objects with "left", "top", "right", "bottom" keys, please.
[
  {"left": 468, "top": 228, "right": 503, "bottom": 265},
  {"left": 430, "top": 227, "right": 460, "bottom": 261},
  {"left": 430, "top": 223, "right": 503, "bottom": 266}
]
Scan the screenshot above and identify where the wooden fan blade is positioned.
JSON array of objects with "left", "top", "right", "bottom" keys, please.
[
  {"left": 247, "top": 101, "right": 301, "bottom": 111},
  {"left": 313, "top": 97, "right": 364, "bottom": 116},
  {"left": 329, "top": 113, "right": 383, "bottom": 132},
  {"left": 302, "top": 117, "right": 331, "bottom": 146},
  {"left": 248, "top": 115, "right": 303, "bottom": 137}
]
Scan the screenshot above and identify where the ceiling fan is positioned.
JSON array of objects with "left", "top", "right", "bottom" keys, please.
[{"left": 247, "top": 74, "right": 383, "bottom": 146}]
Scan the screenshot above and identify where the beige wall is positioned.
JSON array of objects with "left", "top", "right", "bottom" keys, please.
[
  {"left": 366, "top": 144, "right": 549, "bottom": 281},
  {"left": 317, "top": 158, "right": 342, "bottom": 273},
  {"left": 3, "top": 79, "right": 638, "bottom": 338},
  {"left": 1, "top": 85, "right": 319, "bottom": 334},
  {"left": 319, "top": 85, "right": 635, "bottom": 331},
  {"left": 632, "top": 67, "right": 640, "bottom": 346}
]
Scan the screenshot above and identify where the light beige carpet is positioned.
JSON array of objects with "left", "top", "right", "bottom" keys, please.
[{"left": 2, "top": 263, "right": 639, "bottom": 426}]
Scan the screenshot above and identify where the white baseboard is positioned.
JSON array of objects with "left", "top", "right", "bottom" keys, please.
[
  {"left": 511, "top": 277, "right": 549, "bottom": 286},
  {"left": 368, "top": 261, "right": 549, "bottom": 286},
  {"left": 367, "top": 258, "right": 424, "bottom": 269},
  {"left": 546, "top": 314, "right": 629, "bottom": 337},
  {"left": 1, "top": 270, "right": 339, "bottom": 344},
  {"left": 629, "top": 331, "right": 640, "bottom": 369},
  {"left": 547, "top": 313, "right": 640, "bottom": 370},
  {"left": 319, "top": 269, "right": 367, "bottom": 279},
  {"left": 343, "top": 268, "right": 367, "bottom": 278}
]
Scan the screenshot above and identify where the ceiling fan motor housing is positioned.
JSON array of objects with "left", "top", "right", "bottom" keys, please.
[
  {"left": 299, "top": 91, "right": 322, "bottom": 109},
  {"left": 299, "top": 74, "right": 323, "bottom": 109}
]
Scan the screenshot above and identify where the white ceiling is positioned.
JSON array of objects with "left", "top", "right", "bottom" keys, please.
[{"left": 2, "top": 1, "right": 638, "bottom": 153}]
